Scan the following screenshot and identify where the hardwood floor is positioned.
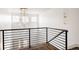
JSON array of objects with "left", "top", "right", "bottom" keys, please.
[{"left": 19, "top": 43, "right": 58, "bottom": 50}]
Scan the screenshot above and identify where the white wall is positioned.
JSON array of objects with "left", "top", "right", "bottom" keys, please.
[
  {"left": 65, "top": 9, "right": 79, "bottom": 48},
  {"left": 0, "top": 15, "right": 11, "bottom": 29},
  {"left": 39, "top": 9, "right": 64, "bottom": 29}
]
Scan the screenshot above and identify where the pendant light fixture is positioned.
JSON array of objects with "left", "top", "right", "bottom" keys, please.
[{"left": 19, "top": 8, "right": 28, "bottom": 27}]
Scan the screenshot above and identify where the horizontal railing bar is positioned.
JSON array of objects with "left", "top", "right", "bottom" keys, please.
[
  {"left": 0, "top": 28, "right": 29, "bottom": 31},
  {"left": 4, "top": 39, "right": 29, "bottom": 41},
  {"left": 4, "top": 31, "right": 29, "bottom": 33},
  {"left": 53, "top": 39, "right": 65, "bottom": 45},
  {"left": 48, "top": 31, "right": 64, "bottom": 42},
  {"left": 4, "top": 46, "right": 19, "bottom": 48},
  {"left": 31, "top": 36, "right": 45, "bottom": 38},
  {"left": 58, "top": 35, "right": 65, "bottom": 38},
  {"left": 48, "top": 33, "right": 62, "bottom": 36},
  {"left": 4, "top": 36, "right": 29, "bottom": 39},
  {"left": 4, "top": 43, "right": 29, "bottom": 46},
  {"left": 5, "top": 45, "right": 27, "bottom": 50},
  {"left": 4, "top": 45, "right": 27, "bottom": 47},
  {"left": 31, "top": 38, "right": 46, "bottom": 40},
  {"left": 48, "top": 29, "right": 66, "bottom": 32},
  {"left": 4, "top": 35, "right": 29, "bottom": 37},
  {"left": 53, "top": 41, "right": 65, "bottom": 47},
  {"left": 31, "top": 34, "right": 45, "bottom": 36},
  {"left": 4, "top": 30, "right": 29, "bottom": 32},
  {"left": 55, "top": 38, "right": 65, "bottom": 42},
  {"left": 4, "top": 44, "right": 13, "bottom": 45},
  {"left": 49, "top": 43, "right": 64, "bottom": 50},
  {"left": 4, "top": 35, "right": 29, "bottom": 38},
  {"left": 4, "top": 38, "right": 29, "bottom": 41},
  {"left": 4, "top": 45, "right": 19, "bottom": 46},
  {"left": 57, "top": 36, "right": 65, "bottom": 40},
  {"left": 51, "top": 41, "right": 65, "bottom": 47},
  {"left": 4, "top": 41, "right": 29, "bottom": 43},
  {"left": 4, "top": 45, "right": 29, "bottom": 48},
  {"left": 49, "top": 36, "right": 65, "bottom": 39},
  {"left": 51, "top": 41, "right": 65, "bottom": 48},
  {"left": 31, "top": 31, "right": 46, "bottom": 32},
  {"left": 4, "top": 44, "right": 19, "bottom": 46},
  {"left": 4, "top": 35, "right": 46, "bottom": 38},
  {"left": 4, "top": 36, "right": 45, "bottom": 39},
  {"left": 4, "top": 34, "right": 29, "bottom": 36},
  {"left": 48, "top": 32, "right": 61, "bottom": 35},
  {"left": 0, "top": 27, "right": 68, "bottom": 32},
  {"left": 54, "top": 44, "right": 64, "bottom": 50},
  {"left": 4, "top": 32, "right": 29, "bottom": 34},
  {"left": 0, "top": 27, "right": 47, "bottom": 31},
  {"left": 5, "top": 41, "right": 29, "bottom": 43},
  {"left": 48, "top": 27, "right": 68, "bottom": 32},
  {"left": 31, "top": 32, "right": 46, "bottom": 34},
  {"left": 4, "top": 33, "right": 29, "bottom": 35},
  {"left": 48, "top": 33, "right": 65, "bottom": 38},
  {"left": 31, "top": 37, "right": 46, "bottom": 39},
  {"left": 30, "top": 40, "right": 45, "bottom": 41},
  {"left": 48, "top": 31, "right": 62, "bottom": 33},
  {"left": 31, "top": 35, "right": 46, "bottom": 37},
  {"left": 50, "top": 42, "right": 65, "bottom": 49},
  {"left": 31, "top": 40, "right": 45, "bottom": 41},
  {"left": 48, "top": 35, "right": 65, "bottom": 38},
  {"left": 48, "top": 36, "right": 65, "bottom": 40},
  {"left": 31, "top": 41, "right": 45, "bottom": 43},
  {"left": 48, "top": 31, "right": 65, "bottom": 34},
  {"left": 4, "top": 42, "right": 19, "bottom": 44}
]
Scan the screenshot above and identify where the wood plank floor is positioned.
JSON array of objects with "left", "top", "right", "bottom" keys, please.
[{"left": 19, "top": 43, "right": 58, "bottom": 50}]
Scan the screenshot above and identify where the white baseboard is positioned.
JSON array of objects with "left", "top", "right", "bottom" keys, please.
[{"left": 68, "top": 44, "right": 79, "bottom": 49}]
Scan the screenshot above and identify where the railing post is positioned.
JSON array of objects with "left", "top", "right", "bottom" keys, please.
[
  {"left": 65, "top": 30, "right": 68, "bottom": 50},
  {"left": 29, "top": 28, "right": 31, "bottom": 48},
  {"left": 46, "top": 27, "right": 48, "bottom": 43},
  {"left": 2, "top": 30, "right": 4, "bottom": 50}
]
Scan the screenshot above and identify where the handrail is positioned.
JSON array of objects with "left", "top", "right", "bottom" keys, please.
[
  {"left": 0, "top": 27, "right": 68, "bottom": 31},
  {"left": 0, "top": 27, "right": 46, "bottom": 31},
  {"left": 48, "top": 27, "right": 68, "bottom": 32}
]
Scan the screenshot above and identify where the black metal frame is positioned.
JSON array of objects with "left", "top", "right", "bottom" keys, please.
[
  {"left": 46, "top": 27, "right": 48, "bottom": 43},
  {"left": 65, "top": 31, "right": 68, "bottom": 50},
  {"left": 2, "top": 30, "right": 4, "bottom": 50},
  {"left": 29, "top": 28, "right": 31, "bottom": 48},
  {"left": 0, "top": 27, "right": 68, "bottom": 50}
]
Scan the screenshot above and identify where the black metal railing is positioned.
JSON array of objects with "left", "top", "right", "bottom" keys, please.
[
  {"left": 0, "top": 27, "right": 68, "bottom": 50},
  {"left": 47, "top": 27, "right": 68, "bottom": 50}
]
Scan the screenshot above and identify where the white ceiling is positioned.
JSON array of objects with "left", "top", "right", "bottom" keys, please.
[{"left": 0, "top": 8, "right": 53, "bottom": 15}]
